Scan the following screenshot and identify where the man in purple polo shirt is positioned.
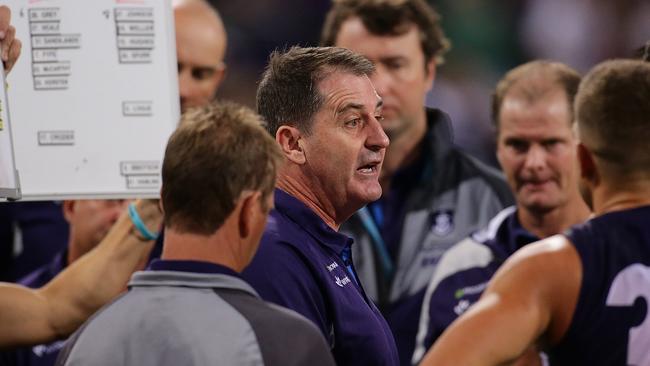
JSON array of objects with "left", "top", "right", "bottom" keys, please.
[
  {"left": 242, "top": 46, "right": 399, "bottom": 365},
  {"left": 58, "top": 102, "right": 335, "bottom": 366}
]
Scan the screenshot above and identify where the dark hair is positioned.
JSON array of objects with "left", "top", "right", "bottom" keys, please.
[
  {"left": 320, "top": 0, "right": 450, "bottom": 65},
  {"left": 256, "top": 46, "right": 374, "bottom": 137},
  {"left": 162, "top": 101, "right": 283, "bottom": 235},
  {"left": 576, "top": 59, "right": 650, "bottom": 177},
  {"left": 491, "top": 60, "right": 581, "bottom": 131}
]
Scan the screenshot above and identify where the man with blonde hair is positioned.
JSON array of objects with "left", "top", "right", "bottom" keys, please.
[{"left": 422, "top": 59, "right": 650, "bottom": 365}]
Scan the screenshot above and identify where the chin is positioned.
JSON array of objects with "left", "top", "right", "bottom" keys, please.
[
  {"left": 361, "top": 185, "right": 383, "bottom": 203},
  {"left": 347, "top": 184, "right": 382, "bottom": 206}
]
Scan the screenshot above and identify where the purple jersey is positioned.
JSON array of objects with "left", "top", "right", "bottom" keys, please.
[{"left": 551, "top": 205, "right": 650, "bottom": 365}]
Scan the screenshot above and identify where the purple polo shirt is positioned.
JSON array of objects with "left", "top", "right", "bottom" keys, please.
[{"left": 242, "top": 189, "right": 399, "bottom": 366}]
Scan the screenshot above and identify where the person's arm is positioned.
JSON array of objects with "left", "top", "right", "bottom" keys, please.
[
  {"left": 0, "top": 199, "right": 161, "bottom": 348},
  {"left": 419, "top": 235, "right": 582, "bottom": 366},
  {"left": 0, "top": 5, "right": 21, "bottom": 73}
]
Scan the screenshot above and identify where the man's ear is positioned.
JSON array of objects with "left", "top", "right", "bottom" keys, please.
[
  {"left": 276, "top": 125, "right": 306, "bottom": 164},
  {"left": 238, "top": 191, "right": 262, "bottom": 239},
  {"left": 62, "top": 200, "right": 76, "bottom": 223},
  {"left": 577, "top": 143, "right": 599, "bottom": 186}
]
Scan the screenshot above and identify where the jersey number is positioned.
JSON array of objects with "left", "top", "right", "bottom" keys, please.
[{"left": 606, "top": 264, "right": 650, "bottom": 365}]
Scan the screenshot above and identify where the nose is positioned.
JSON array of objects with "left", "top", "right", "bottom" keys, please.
[
  {"left": 523, "top": 144, "right": 547, "bottom": 172},
  {"left": 370, "top": 65, "right": 392, "bottom": 98},
  {"left": 366, "top": 116, "right": 390, "bottom": 151},
  {"left": 178, "top": 69, "right": 195, "bottom": 105}
]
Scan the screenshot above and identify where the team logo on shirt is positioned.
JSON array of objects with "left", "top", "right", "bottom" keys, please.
[
  {"left": 326, "top": 261, "right": 339, "bottom": 271},
  {"left": 430, "top": 210, "right": 454, "bottom": 236},
  {"left": 453, "top": 299, "right": 471, "bottom": 315},
  {"left": 335, "top": 275, "right": 352, "bottom": 287}
]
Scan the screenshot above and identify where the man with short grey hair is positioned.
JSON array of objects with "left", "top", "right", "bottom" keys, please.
[{"left": 242, "top": 46, "right": 399, "bottom": 366}]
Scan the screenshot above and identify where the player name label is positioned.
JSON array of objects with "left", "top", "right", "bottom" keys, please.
[
  {"left": 120, "top": 161, "right": 159, "bottom": 175},
  {"left": 126, "top": 175, "right": 160, "bottom": 189},
  {"left": 38, "top": 130, "right": 75, "bottom": 145}
]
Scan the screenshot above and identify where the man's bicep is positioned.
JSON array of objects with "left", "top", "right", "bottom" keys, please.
[{"left": 0, "top": 284, "right": 55, "bottom": 347}]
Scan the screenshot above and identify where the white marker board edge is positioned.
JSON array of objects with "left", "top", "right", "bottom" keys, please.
[{"left": 0, "top": 60, "right": 22, "bottom": 201}]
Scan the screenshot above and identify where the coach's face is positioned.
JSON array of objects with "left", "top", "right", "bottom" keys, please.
[
  {"left": 302, "top": 72, "right": 389, "bottom": 216},
  {"left": 334, "top": 18, "right": 435, "bottom": 140},
  {"left": 497, "top": 88, "right": 578, "bottom": 214}
]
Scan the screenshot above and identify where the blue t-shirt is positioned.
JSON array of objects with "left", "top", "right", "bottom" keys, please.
[
  {"left": 242, "top": 189, "right": 399, "bottom": 366},
  {"left": 550, "top": 205, "right": 650, "bottom": 365}
]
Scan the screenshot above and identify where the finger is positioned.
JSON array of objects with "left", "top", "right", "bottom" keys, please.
[
  {"left": 2, "top": 25, "right": 16, "bottom": 62},
  {"left": 4, "top": 38, "right": 21, "bottom": 72},
  {"left": 0, "top": 6, "right": 11, "bottom": 39}
]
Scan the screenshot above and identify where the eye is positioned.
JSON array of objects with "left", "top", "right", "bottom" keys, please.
[
  {"left": 375, "top": 114, "right": 385, "bottom": 122},
  {"left": 505, "top": 139, "right": 528, "bottom": 153},
  {"left": 345, "top": 118, "right": 361, "bottom": 128},
  {"left": 543, "top": 139, "right": 560, "bottom": 149},
  {"left": 384, "top": 59, "right": 405, "bottom": 71},
  {"left": 191, "top": 67, "right": 216, "bottom": 81}
]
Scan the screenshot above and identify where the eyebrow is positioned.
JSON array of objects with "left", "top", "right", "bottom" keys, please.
[{"left": 337, "top": 99, "right": 383, "bottom": 115}]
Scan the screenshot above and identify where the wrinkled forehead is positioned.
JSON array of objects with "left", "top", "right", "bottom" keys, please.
[{"left": 317, "top": 72, "right": 381, "bottom": 112}]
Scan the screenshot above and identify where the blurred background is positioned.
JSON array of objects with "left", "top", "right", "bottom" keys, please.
[{"left": 210, "top": 0, "right": 650, "bottom": 167}]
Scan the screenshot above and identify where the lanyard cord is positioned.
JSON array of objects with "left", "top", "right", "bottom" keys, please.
[{"left": 358, "top": 206, "right": 394, "bottom": 280}]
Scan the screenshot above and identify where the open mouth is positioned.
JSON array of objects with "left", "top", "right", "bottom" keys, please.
[{"left": 357, "top": 162, "right": 380, "bottom": 174}]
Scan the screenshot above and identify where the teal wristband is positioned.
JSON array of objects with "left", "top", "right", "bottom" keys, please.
[{"left": 128, "top": 202, "right": 158, "bottom": 241}]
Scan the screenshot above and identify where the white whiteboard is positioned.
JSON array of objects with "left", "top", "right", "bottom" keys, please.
[{"left": 4, "top": 0, "right": 179, "bottom": 200}]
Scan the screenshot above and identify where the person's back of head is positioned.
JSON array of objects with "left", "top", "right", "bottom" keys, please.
[
  {"left": 575, "top": 59, "right": 650, "bottom": 186},
  {"left": 320, "top": 0, "right": 449, "bottom": 65},
  {"left": 161, "top": 101, "right": 282, "bottom": 236},
  {"left": 256, "top": 46, "right": 375, "bottom": 137}
]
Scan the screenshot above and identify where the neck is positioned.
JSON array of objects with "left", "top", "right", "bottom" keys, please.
[
  {"left": 591, "top": 180, "right": 650, "bottom": 216},
  {"left": 277, "top": 172, "right": 339, "bottom": 230},
  {"left": 380, "top": 112, "right": 427, "bottom": 191},
  {"left": 518, "top": 195, "right": 591, "bottom": 239},
  {"left": 161, "top": 227, "right": 244, "bottom": 272}
]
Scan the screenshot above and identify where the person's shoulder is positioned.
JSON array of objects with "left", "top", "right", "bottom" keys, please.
[
  {"left": 432, "top": 237, "right": 494, "bottom": 289},
  {"left": 493, "top": 234, "right": 581, "bottom": 295},
  {"left": 219, "top": 292, "right": 335, "bottom": 366}
]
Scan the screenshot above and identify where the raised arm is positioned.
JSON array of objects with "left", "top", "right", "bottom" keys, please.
[
  {"left": 419, "top": 235, "right": 582, "bottom": 366},
  {"left": 0, "top": 199, "right": 161, "bottom": 347},
  {"left": 0, "top": 5, "right": 22, "bottom": 73}
]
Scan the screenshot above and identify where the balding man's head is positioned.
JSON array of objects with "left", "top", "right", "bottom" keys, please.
[{"left": 174, "top": 0, "right": 227, "bottom": 111}]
